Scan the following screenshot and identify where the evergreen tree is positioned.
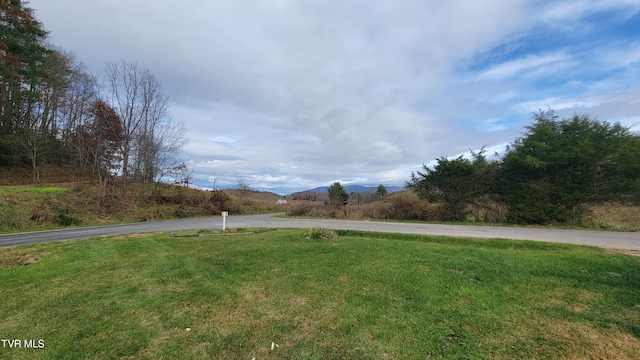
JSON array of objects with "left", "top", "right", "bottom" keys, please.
[
  {"left": 408, "top": 149, "right": 494, "bottom": 221},
  {"left": 328, "top": 182, "right": 349, "bottom": 206},
  {"left": 499, "top": 110, "right": 638, "bottom": 224},
  {"left": 0, "top": 0, "right": 49, "bottom": 137}
]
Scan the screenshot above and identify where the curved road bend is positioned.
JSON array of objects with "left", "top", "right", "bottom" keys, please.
[{"left": 1, "top": 213, "right": 639, "bottom": 251}]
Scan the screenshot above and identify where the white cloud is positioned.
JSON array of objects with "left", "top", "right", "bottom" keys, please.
[
  {"left": 513, "top": 96, "right": 603, "bottom": 114},
  {"left": 475, "top": 53, "right": 574, "bottom": 81},
  {"left": 539, "top": 0, "right": 640, "bottom": 25}
]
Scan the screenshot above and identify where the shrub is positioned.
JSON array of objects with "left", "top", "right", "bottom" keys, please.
[
  {"left": 30, "top": 200, "right": 50, "bottom": 222},
  {"left": 387, "top": 197, "right": 440, "bottom": 221},
  {"left": 361, "top": 202, "right": 392, "bottom": 219},
  {"left": 289, "top": 204, "right": 315, "bottom": 216},
  {"left": 54, "top": 212, "right": 81, "bottom": 226},
  {"left": 208, "top": 190, "right": 230, "bottom": 213},
  {"left": 302, "top": 227, "right": 337, "bottom": 240},
  {"left": 174, "top": 206, "right": 196, "bottom": 218}
]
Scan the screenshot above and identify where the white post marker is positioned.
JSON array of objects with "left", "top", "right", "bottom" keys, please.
[{"left": 221, "top": 211, "right": 228, "bottom": 231}]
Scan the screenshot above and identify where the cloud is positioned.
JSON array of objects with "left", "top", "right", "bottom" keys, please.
[
  {"left": 539, "top": 0, "right": 640, "bottom": 25},
  {"left": 475, "top": 53, "right": 576, "bottom": 81}
]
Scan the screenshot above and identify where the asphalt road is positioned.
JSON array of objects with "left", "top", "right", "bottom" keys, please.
[{"left": 1, "top": 213, "right": 639, "bottom": 251}]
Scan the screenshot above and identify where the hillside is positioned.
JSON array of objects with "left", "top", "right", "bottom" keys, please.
[{"left": 0, "top": 165, "right": 285, "bottom": 233}]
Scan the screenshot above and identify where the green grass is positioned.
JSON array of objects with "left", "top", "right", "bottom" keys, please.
[
  {"left": 0, "top": 230, "right": 639, "bottom": 359},
  {"left": 0, "top": 186, "right": 68, "bottom": 196},
  {"left": 0, "top": 186, "right": 78, "bottom": 233}
]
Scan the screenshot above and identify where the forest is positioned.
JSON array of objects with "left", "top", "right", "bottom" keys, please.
[{"left": 1, "top": 0, "right": 186, "bottom": 201}]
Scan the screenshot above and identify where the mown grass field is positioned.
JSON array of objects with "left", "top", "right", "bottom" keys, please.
[{"left": 1, "top": 229, "right": 638, "bottom": 359}]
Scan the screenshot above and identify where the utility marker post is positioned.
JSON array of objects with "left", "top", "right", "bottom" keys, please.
[{"left": 221, "top": 211, "right": 228, "bottom": 231}]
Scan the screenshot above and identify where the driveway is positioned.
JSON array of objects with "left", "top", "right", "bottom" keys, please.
[{"left": 1, "top": 213, "right": 639, "bottom": 252}]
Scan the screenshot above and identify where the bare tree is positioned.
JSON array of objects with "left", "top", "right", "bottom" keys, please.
[
  {"left": 104, "top": 60, "right": 168, "bottom": 198},
  {"left": 60, "top": 63, "right": 99, "bottom": 141},
  {"left": 236, "top": 176, "right": 251, "bottom": 198},
  {"left": 150, "top": 122, "right": 188, "bottom": 198},
  {"left": 105, "top": 60, "right": 146, "bottom": 197},
  {"left": 62, "top": 67, "right": 99, "bottom": 179},
  {"left": 209, "top": 172, "right": 221, "bottom": 191},
  {"left": 18, "top": 127, "right": 46, "bottom": 184}
]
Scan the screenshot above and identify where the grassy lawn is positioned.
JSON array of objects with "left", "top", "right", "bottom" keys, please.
[{"left": 0, "top": 230, "right": 639, "bottom": 359}]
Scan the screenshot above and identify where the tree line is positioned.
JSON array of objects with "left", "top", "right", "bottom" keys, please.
[
  {"left": 0, "top": 1, "right": 186, "bottom": 200},
  {"left": 407, "top": 110, "right": 640, "bottom": 224}
]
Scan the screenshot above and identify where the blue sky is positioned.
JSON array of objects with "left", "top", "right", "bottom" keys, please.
[{"left": 30, "top": 0, "right": 640, "bottom": 194}]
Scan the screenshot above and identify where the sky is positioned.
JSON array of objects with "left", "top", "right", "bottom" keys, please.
[{"left": 29, "top": 0, "right": 640, "bottom": 194}]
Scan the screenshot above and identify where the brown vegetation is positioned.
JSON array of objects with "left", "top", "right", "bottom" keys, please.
[
  {"left": 0, "top": 165, "right": 283, "bottom": 233},
  {"left": 288, "top": 190, "right": 640, "bottom": 231},
  {"left": 2, "top": 165, "right": 639, "bottom": 232}
]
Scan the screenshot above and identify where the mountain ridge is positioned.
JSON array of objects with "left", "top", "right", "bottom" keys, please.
[{"left": 301, "top": 184, "right": 406, "bottom": 194}]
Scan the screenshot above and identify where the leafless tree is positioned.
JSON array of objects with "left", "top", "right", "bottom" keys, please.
[
  {"left": 236, "top": 176, "right": 252, "bottom": 198},
  {"left": 209, "top": 172, "right": 222, "bottom": 191},
  {"left": 58, "top": 61, "right": 100, "bottom": 180},
  {"left": 149, "top": 123, "right": 188, "bottom": 198},
  {"left": 104, "top": 60, "right": 175, "bottom": 198}
]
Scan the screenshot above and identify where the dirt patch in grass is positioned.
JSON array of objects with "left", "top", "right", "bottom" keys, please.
[
  {"left": 605, "top": 248, "right": 640, "bottom": 257},
  {"left": 193, "top": 284, "right": 345, "bottom": 357},
  {"left": 532, "top": 317, "right": 640, "bottom": 359},
  {"left": 0, "top": 249, "right": 48, "bottom": 269},
  {"left": 111, "top": 233, "right": 155, "bottom": 240},
  {"left": 485, "top": 315, "right": 640, "bottom": 359},
  {"left": 171, "top": 228, "right": 277, "bottom": 238}
]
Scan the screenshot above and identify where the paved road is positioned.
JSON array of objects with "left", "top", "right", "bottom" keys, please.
[{"left": 1, "top": 213, "right": 639, "bottom": 251}]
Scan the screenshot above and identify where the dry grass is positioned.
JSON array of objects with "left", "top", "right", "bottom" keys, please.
[
  {"left": 289, "top": 192, "right": 640, "bottom": 231},
  {"left": 289, "top": 191, "right": 508, "bottom": 223},
  {"left": 485, "top": 315, "right": 640, "bottom": 360},
  {"left": 0, "top": 169, "right": 286, "bottom": 233},
  {"left": 224, "top": 189, "right": 283, "bottom": 202},
  {"left": 590, "top": 203, "right": 640, "bottom": 231},
  {"left": 522, "top": 317, "right": 640, "bottom": 360},
  {"left": 0, "top": 249, "right": 49, "bottom": 270},
  {"left": 0, "top": 164, "right": 83, "bottom": 186}
]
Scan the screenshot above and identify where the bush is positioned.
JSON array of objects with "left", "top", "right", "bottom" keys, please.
[
  {"left": 208, "top": 190, "right": 231, "bottom": 213},
  {"left": 302, "top": 227, "right": 337, "bottom": 240},
  {"left": 30, "top": 200, "right": 50, "bottom": 222},
  {"left": 174, "top": 205, "right": 196, "bottom": 218},
  {"left": 387, "top": 197, "right": 440, "bottom": 221},
  {"left": 289, "top": 204, "right": 316, "bottom": 216},
  {"left": 469, "top": 197, "right": 508, "bottom": 223},
  {"left": 54, "top": 212, "right": 81, "bottom": 226}
]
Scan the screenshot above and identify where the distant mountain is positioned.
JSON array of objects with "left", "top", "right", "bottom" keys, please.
[{"left": 305, "top": 184, "right": 405, "bottom": 194}]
